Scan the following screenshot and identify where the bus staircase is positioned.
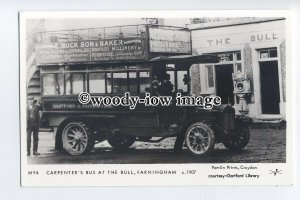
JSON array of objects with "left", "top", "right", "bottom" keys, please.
[{"left": 27, "top": 52, "right": 52, "bottom": 132}]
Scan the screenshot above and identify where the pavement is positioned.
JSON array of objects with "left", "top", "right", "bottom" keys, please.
[{"left": 27, "top": 123, "right": 286, "bottom": 164}]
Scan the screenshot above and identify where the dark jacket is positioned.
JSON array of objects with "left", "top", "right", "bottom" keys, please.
[
  {"left": 157, "top": 80, "right": 173, "bottom": 96},
  {"left": 27, "top": 104, "right": 40, "bottom": 126}
]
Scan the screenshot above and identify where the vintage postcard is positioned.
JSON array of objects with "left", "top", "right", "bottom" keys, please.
[{"left": 20, "top": 11, "right": 293, "bottom": 186}]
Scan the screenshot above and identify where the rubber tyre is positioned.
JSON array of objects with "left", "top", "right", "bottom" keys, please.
[
  {"left": 62, "top": 122, "right": 94, "bottom": 156},
  {"left": 223, "top": 125, "right": 250, "bottom": 151},
  {"left": 185, "top": 122, "right": 215, "bottom": 156},
  {"left": 107, "top": 134, "right": 135, "bottom": 150}
]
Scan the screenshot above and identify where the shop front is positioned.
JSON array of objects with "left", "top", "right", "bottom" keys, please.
[{"left": 190, "top": 18, "right": 286, "bottom": 121}]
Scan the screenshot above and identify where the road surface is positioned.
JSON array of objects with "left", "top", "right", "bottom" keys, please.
[{"left": 27, "top": 123, "right": 286, "bottom": 164}]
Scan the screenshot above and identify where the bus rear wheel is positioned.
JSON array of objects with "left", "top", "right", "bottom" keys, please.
[
  {"left": 62, "top": 122, "right": 94, "bottom": 156},
  {"left": 223, "top": 125, "right": 250, "bottom": 151},
  {"left": 107, "top": 134, "right": 135, "bottom": 150}
]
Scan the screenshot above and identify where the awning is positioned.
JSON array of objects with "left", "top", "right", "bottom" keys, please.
[{"left": 149, "top": 54, "right": 220, "bottom": 64}]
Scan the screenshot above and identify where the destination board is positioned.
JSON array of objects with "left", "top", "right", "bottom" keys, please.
[{"left": 149, "top": 28, "right": 191, "bottom": 54}]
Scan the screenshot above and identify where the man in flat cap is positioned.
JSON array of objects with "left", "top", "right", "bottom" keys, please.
[{"left": 27, "top": 96, "right": 41, "bottom": 156}]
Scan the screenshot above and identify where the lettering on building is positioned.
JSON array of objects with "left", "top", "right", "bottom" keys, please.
[
  {"left": 207, "top": 38, "right": 231, "bottom": 46},
  {"left": 250, "top": 33, "right": 278, "bottom": 42}
]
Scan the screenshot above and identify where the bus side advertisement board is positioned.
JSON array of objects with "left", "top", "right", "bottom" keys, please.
[{"left": 36, "top": 37, "right": 147, "bottom": 65}]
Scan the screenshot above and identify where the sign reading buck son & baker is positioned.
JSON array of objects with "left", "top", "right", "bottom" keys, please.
[{"left": 36, "top": 37, "right": 146, "bottom": 65}]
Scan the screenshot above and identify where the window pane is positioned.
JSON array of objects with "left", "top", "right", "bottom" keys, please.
[
  {"left": 235, "top": 63, "right": 242, "bottom": 73},
  {"left": 72, "top": 73, "right": 85, "bottom": 94},
  {"left": 89, "top": 73, "right": 105, "bottom": 93},
  {"left": 106, "top": 73, "right": 112, "bottom": 93},
  {"left": 269, "top": 49, "right": 278, "bottom": 58},
  {"left": 113, "top": 72, "right": 127, "bottom": 94},
  {"left": 260, "top": 50, "right": 269, "bottom": 59},
  {"left": 177, "top": 71, "right": 188, "bottom": 92},
  {"left": 206, "top": 65, "right": 214, "bottom": 88},
  {"left": 43, "top": 74, "right": 55, "bottom": 95},
  {"left": 236, "top": 52, "right": 241, "bottom": 60},
  {"left": 139, "top": 71, "right": 150, "bottom": 93},
  {"left": 65, "top": 74, "right": 71, "bottom": 95},
  {"left": 218, "top": 53, "right": 233, "bottom": 62},
  {"left": 129, "top": 72, "right": 137, "bottom": 94},
  {"left": 42, "top": 74, "right": 64, "bottom": 95},
  {"left": 56, "top": 74, "right": 64, "bottom": 95}
]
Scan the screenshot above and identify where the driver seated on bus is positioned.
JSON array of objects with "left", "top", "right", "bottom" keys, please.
[{"left": 156, "top": 73, "right": 174, "bottom": 96}]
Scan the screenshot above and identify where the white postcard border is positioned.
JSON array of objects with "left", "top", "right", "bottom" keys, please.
[{"left": 20, "top": 10, "right": 293, "bottom": 186}]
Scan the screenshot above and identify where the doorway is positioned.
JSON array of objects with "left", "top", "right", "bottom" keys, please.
[
  {"left": 215, "top": 64, "right": 234, "bottom": 105},
  {"left": 259, "top": 61, "right": 280, "bottom": 114}
]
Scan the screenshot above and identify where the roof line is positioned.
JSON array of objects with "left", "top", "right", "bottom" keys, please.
[{"left": 189, "top": 18, "right": 285, "bottom": 31}]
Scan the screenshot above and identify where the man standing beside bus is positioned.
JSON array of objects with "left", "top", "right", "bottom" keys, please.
[{"left": 27, "top": 97, "right": 41, "bottom": 156}]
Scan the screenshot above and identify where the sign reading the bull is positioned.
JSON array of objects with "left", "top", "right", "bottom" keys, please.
[{"left": 36, "top": 37, "right": 146, "bottom": 65}]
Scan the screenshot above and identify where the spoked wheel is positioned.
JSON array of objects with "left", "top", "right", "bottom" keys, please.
[
  {"left": 223, "top": 124, "right": 250, "bottom": 151},
  {"left": 107, "top": 134, "right": 135, "bottom": 150},
  {"left": 62, "top": 122, "right": 94, "bottom": 156},
  {"left": 185, "top": 122, "right": 215, "bottom": 156}
]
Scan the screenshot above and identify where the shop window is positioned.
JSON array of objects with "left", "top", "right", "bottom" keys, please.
[
  {"left": 177, "top": 71, "right": 188, "bottom": 92},
  {"left": 139, "top": 71, "right": 150, "bottom": 93},
  {"left": 205, "top": 65, "right": 215, "bottom": 88},
  {"left": 113, "top": 72, "right": 127, "bottom": 94},
  {"left": 89, "top": 73, "right": 105, "bottom": 93},
  {"left": 42, "top": 74, "right": 64, "bottom": 95},
  {"left": 212, "top": 51, "right": 243, "bottom": 74},
  {"left": 129, "top": 72, "right": 137, "bottom": 94}
]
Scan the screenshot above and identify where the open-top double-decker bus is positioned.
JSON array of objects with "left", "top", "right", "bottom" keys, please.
[{"left": 28, "top": 24, "right": 251, "bottom": 156}]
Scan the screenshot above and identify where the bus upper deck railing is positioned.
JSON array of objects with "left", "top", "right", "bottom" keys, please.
[{"left": 28, "top": 24, "right": 189, "bottom": 44}]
